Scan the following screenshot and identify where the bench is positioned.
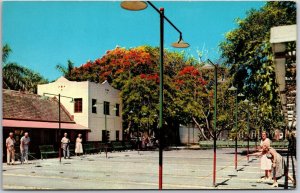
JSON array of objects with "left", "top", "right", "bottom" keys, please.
[
  {"left": 39, "top": 145, "right": 58, "bottom": 159},
  {"left": 123, "top": 141, "right": 133, "bottom": 151},
  {"left": 111, "top": 141, "right": 124, "bottom": 152},
  {"left": 83, "top": 143, "right": 98, "bottom": 154}
]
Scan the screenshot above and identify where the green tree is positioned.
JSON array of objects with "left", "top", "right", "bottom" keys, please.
[
  {"left": 219, "top": 2, "right": 295, "bottom": 132},
  {"left": 2, "top": 45, "right": 48, "bottom": 93},
  {"left": 56, "top": 60, "right": 75, "bottom": 79},
  {"left": 2, "top": 44, "right": 12, "bottom": 63}
]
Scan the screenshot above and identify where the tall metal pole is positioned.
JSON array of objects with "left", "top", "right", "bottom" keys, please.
[
  {"left": 213, "top": 65, "right": 217, "bottom": 186},
  {"left": 137, "top": 121, "right": 140, "bottom": 154},
  {"left": 247, "top": 106, "right": 250, "bottom": 162},
  {"left": 158, "top": 7, "right": 164, "bottom": 190},
  {"left": 105, "top": 105, "right": 108, "bottom": 159},
  {"left": 255, "top": 109, "right": 258, "bottom": 149},
  {"left": 188, "top": 125, "right": 190, "bottom": 146},
  {"left": 59, "top": 94, "right": 61, "bottom": 163},
  {"left": 235, "top": 91, "right": 238, "bottom": 171}
]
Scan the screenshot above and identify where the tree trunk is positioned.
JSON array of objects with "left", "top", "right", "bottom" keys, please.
[{"left": 192, "top": 117, "right": 209, "bottom": 140}]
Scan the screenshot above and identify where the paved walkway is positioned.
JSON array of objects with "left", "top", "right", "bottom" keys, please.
[{"left": 2, "top": 148, "right": 297, "bottom": 190}]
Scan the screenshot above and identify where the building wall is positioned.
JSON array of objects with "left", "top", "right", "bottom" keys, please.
[
  {"left": 38, "top": 77, "right": 122, "bottom": 141},
  {"left": 179, "top": 125, "right": 199, "bottom": 144},
  {"left": 88, "top": 81, "right": 122, "bottom": 141}
]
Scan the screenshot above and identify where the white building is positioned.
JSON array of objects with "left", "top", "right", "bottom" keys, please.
[
  {"left": 179, "top": 125, "right": 199, "bottom": 144},
  {"left": 38, "top": 77, "right": 122, "bottom": 142}
]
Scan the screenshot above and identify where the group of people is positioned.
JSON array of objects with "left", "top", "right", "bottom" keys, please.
[
  {"left": 61, "top": 133, "right": 84, "bottom": 159},
  {"left": 5, "top": 132, "right": 84, "bottom": 165},
  {"left": 248, "top": 131, "right": 295, "bottom": 187},
  {"left": 6, "top": 132, "right": 30, "bottom": 165}
]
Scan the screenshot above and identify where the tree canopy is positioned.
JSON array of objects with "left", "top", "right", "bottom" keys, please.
[
  {"left": 219, "top": 1, "right": 296, "bottom": 133},
  {"left": 2, "top": 44, "right": 48, "bottom": 93}
]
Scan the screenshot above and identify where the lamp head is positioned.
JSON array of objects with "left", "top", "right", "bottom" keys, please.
[
  {"left": 172, "top": 38, "right": 190, "bottom": 48},
  {"left": 201, "top": 63, "right": 215, "bottom": 70},
  {"left": 120, "top": 1, "right": 148, "bottom": 11},
  {"left": 228, "top": 85, "right": 237, "bottom": 91},
  {"left": 243, "top": 98, "right": 249, "bottom": 103},
  {"left": 238, "top": 93, "right": 244, "bottom": 97}
]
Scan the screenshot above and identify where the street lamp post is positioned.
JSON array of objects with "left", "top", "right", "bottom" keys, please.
[
  {"left": 201, "top": 59, "right": 217, "bottom": 187},
  {"left": 253, "top": 106, "right": 258, "bottom": 149},
  {"left": 42, "top": 93, "right": 73, "bottom": 163},
  {"left": 228, "top": 86, "right": 244, "bottom": 171},
  {"left": 243, "top": 99, "right": 250, "bottom": 162},
  {"left": 121, "top": 1, "right": 189, "bottom": 190}
]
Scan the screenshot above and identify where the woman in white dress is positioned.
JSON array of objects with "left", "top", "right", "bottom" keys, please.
[
  {"left": 248, "top": 131, "right": 272, "bottom": 181},
  {"left": 75, "top": 134, "right": 83, "bottom": 156},
  {"left": 259, "top": 131, "right": 272, "bottom": 181}
]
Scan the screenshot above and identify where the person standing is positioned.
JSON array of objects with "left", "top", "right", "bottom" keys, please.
[
  {"left": 6, "top": 132, "right": 16, "bottom": 165},
  {"left": 20, "top": 132, "right": 30, "bottom": 164},
  {"left": 249, "top": 131, "right": 272, "bottom": 182},
  {"left": 259, "top": 131, "right": 272, "bottom": 181},
  {"left": 75, "top": 134, "right": 83, "bottom": 156},
  {"left": 61, "top": 133, "right": 70, "bottom": 159}
]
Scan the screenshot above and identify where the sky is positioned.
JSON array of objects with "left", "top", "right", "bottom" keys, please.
[{"left": 2, "top": 1, "right": 266, "bottom": 81}]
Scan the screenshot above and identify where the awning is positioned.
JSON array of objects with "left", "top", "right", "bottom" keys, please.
[{"left": 2, "top": 119, "right": 90, "bottom": 131}]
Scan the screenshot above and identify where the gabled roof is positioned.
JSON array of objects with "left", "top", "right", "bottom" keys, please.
[{"left": 3, "top": 89, "right": 74, "bottom": 123}]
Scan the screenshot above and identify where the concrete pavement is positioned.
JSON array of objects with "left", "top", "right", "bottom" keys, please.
[{"left": 2, "top": 148, "right": 297, "bottom": 190}]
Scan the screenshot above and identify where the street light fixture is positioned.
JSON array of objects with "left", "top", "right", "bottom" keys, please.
[
  {"left": 121, "top": 1, "right": 189, "bottom": 190},
  {"left": 228, "top": 86, "right": 244, "bottom": 171},
  {"left": 201, "top": 59, "right": 217, "bottom": 186},
  {"left": 253, "top": 106, "right": 259, "bottom": 148},
  {"left": 42, "top": 93, "right": 74, "bottom": 163},
  {"left": 243, "top": 98, "right": 250, "bottom": 162}
]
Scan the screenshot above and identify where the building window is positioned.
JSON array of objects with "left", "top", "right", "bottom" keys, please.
[
  {"left": 104, "top": 101, "right": 110, "bottom": 115},
  {"left": 116, "top": 130, "right": 120, "bottom": 141},
  {"left": 115, "top": 104, "right": 120, "bottom": 116},
  {"left": 74, "top": 98, "right": 82, "bottom": 113},
  {"left": 92, "top": 99, "right": 97, "bottom": 114}
]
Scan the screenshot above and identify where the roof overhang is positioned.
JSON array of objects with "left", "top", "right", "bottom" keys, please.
[{"left": 2, "top": 119, "right": 91, "bottom": 131}]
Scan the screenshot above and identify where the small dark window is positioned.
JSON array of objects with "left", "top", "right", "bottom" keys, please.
[
  {"left": 115, "top": 104, "right": 120, "bottom": 116},
  {"left": 74, "top": 98, "right": 82, "bottom": 113},
  {"left": 104, "top": 101, "right": 110, "bottom": 115},
  {"left": 92, "top": 99, "right": 97, "bottom": 114},
  {"left": 116, "top": 131, "right": 120, "bottom": 141}
]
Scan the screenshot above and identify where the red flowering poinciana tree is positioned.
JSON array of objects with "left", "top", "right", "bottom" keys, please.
[
  {"left": 174, "top": 66, "right": 214, "bottom": 140},
  {"left": 67, "top": 45, "right": 233, "bottom": 143},
  {"left": 69, "top": 46, "right": 154, "bottom": 89}
]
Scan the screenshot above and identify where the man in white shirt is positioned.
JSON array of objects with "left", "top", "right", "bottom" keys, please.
[
  {"left": 20, "top": 132, "right": 30, "bottom": 164},
  {"left": 61, "top": 133, "right": 70, "bottom": 159},
  {"left": 6, "top": 132, "right": 16, "bottom": 165}
]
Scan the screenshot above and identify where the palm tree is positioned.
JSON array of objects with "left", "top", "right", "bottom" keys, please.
[
  {"left": 56, "top": 60, "right": 74, "bottom": 79},
  {"left": 2, "top": 63, "right": 27, "bottom": 90},
  {"left": 2, "top": 44, "right": 48, "bottom": 93},
  {"left": 2, "top": 44, "right": 12, "bottom": 64}
]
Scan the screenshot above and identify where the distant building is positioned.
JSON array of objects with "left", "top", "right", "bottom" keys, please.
[
  {"left": 38, "top": 77, "right": 123, "bottom": 142},
  {"left": 179, "top": 124, "right": 199, "bottom": 144},
  {"left": 2, "top": 89, "right": 90, "bottom": 158}
]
